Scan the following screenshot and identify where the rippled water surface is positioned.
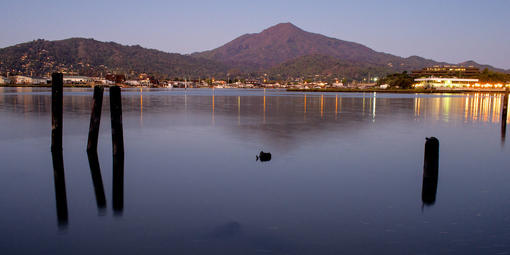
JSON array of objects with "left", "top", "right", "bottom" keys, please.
[{"left": 1, "top": 87, "right": 510, "bottom": 255}]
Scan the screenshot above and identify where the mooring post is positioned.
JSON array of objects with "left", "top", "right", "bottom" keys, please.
[
  {"left": 110, "top": 86, "right": 124, "bottom": 157},
  {"left": 422, "top": 137, "right": 439, "bottom": 206},
  {"left": 51, "top": 73, "right": 63, "bottom": 152},
  {"left": 110, "top": 86, "right": 124, "bottom": 214},
  {"left": 51, "top": 150, "right": 68, "bottom": 227},
  {"left": 87, "top": 86, "right": 104, "bottom": 152}
]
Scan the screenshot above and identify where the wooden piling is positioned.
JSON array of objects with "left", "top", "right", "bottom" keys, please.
[
  {"left": 51, "top": 73, "right": 63, "bottom": 152},
  {"left": 110, "top": 86, "right": 124, "bottom": 214},
  {"left": 87, "top": 86, "right": 104, "bottom": 152},
  {"left": 110, "top": 86, "right": 124, "bottom": 157},
  {"left": 51, "top": 150, "right": 68, "bottom": 227},
  {"left": 87, "top": 150, "right": 106, "bottom": 211},
  {"left": 422, "top": 137, "right": 439, "bottom": 206}
]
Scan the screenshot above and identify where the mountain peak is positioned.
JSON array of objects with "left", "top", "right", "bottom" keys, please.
[
  {"left": 193, "top": 22, "right": 379, "bottom": 69},
  {"left": 261, "top": 22, "right": 303, "bottom": 35}
]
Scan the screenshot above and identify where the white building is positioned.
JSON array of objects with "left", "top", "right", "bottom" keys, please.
[
  {"left": 332, "top": 82, "right": 344, "bottom": 88},
  {"left": 125, "top": 80, "right": 141, "bottom": 86},
  {"left": 31, "top": 77, "right": 49, "bottom": 84},
  {"left": 13, "top": 75, "right": 33, "bottom": 84},
  {"left": 414, "top": 78, "right": 479, "bottom": 88},
  {"left": 12, "top": 76, "right": 48, "bottom": 85},
  {"left": 63, "top": 76, "right": 92, "bottom": 84},
  {"left": 0, "top": 76, "right": 11, "bottom": 84}
]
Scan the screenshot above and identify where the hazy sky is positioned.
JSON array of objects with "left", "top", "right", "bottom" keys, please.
[{"left": 2, "top": 0, "right": 509, "bottom": 69}]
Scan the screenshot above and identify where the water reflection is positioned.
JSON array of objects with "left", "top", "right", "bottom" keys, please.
[
  {"left": 501, "top": 94, "right": 508, "bottom": 146},
  {"left": 320, "top": 94, "right": 324, "bottom": 118},
  {"left": 87, "top": 151, "right": 107, "bottom": 213},
  {"left": 140, "top": 88, "right": 143, "bottom": 126},
  {"left": 4, "top": 88, "right": 510, "bottom": 254},
  {"left": 112, "top": 152, "right": 125, "bottom": 215},
  {"left": 212, "top": 90, "right": 215, "bottom": 125},
  {"left": 51, "top": 150, "right": 68, "bottom": 228},
  {"left": 263, "top": 89, "right": 266, "bottom": 124},
  {"left": 413, "top": 93, "right": 509, "bottom": 124}
]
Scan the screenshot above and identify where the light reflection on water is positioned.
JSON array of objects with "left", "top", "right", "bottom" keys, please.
[{"left": 1, "top": 87, "right": 510, "bottom": 254}]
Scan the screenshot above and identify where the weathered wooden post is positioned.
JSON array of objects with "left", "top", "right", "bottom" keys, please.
[
  {"left": 110, "top": 86, "right": 124, "bottom": 214},
  {"left": 110, "top": 86, "right": 124, "bottom": 157},
  {"left": 87, "top": 150, "right": 106, "bottom": 211},
  {"left": 422, "top": 137, "right": 439, "bottom": 206},
  {"left": 501, "top": 93, "right": 508, "bottom": 144},
  {"left": 51, "top": 73, "right": 63, "bottom": 152},
  {"left": 87, "top": 86, "right": 104, "bottom": 152},
  {"left": 51, "top": 150, "right": 68, "bottom": 227}
]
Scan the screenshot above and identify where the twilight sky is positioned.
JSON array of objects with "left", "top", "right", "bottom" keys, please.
[{"left": 2, "top": 0, "right": 509, "bottom": 69}]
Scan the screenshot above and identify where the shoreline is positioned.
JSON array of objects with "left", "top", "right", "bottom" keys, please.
[
  {"left": 0, "top": 84, "right": 92, "bottom": 88},
  {"left": 1, "top": 84, "right": 509, "bottom": 94},
  {"left": 286, "top": 88, "right": 510, "bottom": 94}
]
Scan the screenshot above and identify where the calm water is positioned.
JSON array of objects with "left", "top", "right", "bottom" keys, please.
[{"left": 1, "top": 87, "right": 510, "bottom": 255}]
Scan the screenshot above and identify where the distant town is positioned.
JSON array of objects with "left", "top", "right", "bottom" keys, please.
[{"left": 1, "top": 65, "right": 509, "bottom": 91}]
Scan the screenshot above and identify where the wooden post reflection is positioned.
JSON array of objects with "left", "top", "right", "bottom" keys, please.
[
  {"left": 422, "top": 137, "right": 439, "bottom": 208},
  {"left": 87, "top": 151, "right": 106, "bottom": 212},
  {"left": 112, "top": 149, "right": 124, "bottom": 215},
  {"left": 51, "top": 150, "right": 68, "bottom": 227}
]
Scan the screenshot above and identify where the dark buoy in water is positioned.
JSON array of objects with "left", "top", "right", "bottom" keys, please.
[{"left": 256, "top": 151, "right": 272, "bottom": 162}]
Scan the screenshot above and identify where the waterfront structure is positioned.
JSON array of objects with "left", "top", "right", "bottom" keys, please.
[
  {"left": 414, "top": 77, "right": 479, "bottom": 88},
  {"left": 12, "top": 75, "right": 48, "bottom": 84},
  {"left": 63, "top": 76, "right": 92, "bottom": 84},
  {"left": 411, "top": 65, "right": 480, "bottom": 78},
  {"left": 332, "top": 82, "right": 345, "bottom": 88},
  {"left": 0, "top": 76, "right": 10, "bottom": 84},
  {"left": 125, "top": 80, "right": 141, "bottom": 86}
]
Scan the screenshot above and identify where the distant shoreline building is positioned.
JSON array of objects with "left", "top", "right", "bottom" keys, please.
[
  {"left": 411, "top": 65, "right": 480, "bottom": 78},
  {"left": 11, "top": 75, "right": 48, "bottom": 85},
  {"left": 63, "top": 76, "right": 93, "bottom": 84},
  {"left": 0, "top": 76, "right": 11, "bottom": 84},
  {"left": 414, "top": 78, "right": 479, "bottom": 88}
]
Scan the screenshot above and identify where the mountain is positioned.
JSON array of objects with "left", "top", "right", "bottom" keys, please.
[
  {"left": 0, "top": 38, "right": 227, "bottom": 78},
  {"left": 268, "top": 55, "right": 391, "bottom": 80},
  {"left": 0, "top": 23, "right": 506, "bottom": 80},
  {"left": 193, "top": 23, "right": 504, "bottom": 77},
  {"left": 193, "top": 23, "right": 444, "bottom": 72},
  {"left": 458, "top": 60, "right": 507, "bottom": 73}
]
